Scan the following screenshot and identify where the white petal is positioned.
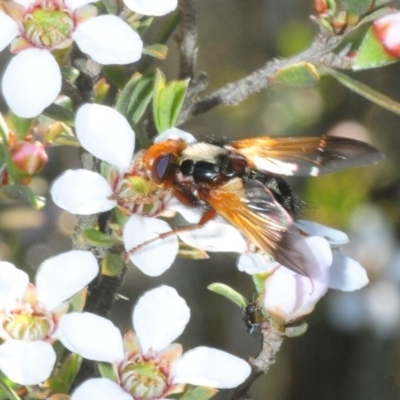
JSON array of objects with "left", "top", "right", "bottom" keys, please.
[
  {"left": 73, "top": 15, "right": 143, "bottom": 65},
  {"left": 123, "top": 0, "right": 177, "bottom": 16},
  {"left": 51, "top": 169, "right": 116, "bottom": 214},
  {"left": 296, "top": 220, "right": 349, "bottom": 247},
  {"left": 133, "top": 286, "right": 190, "bottom": 354},
  {"left": 0, "top": 11, "right": 19, "bottom": 52},
  {"left": 237, "top": 253, "right": 279, "bottom": 275},
  {"left": 0, "top": 262, "right": 29, "bottom": 303},
  {"left": 13, "top": 0, "right": 32, "bottom": 7},
  {"left": 264, "top": 268, "right": 298, "bottom": 321},
  {"left": 166, "top": 196, "right": 202, "bottom": 223},
  {"left": 65, "top": 0, "right": 93, "bottom": 10},
  {"left": 123, "top": 215, "right": 178, "bottom": 276},
  {"left": 72, "top": 378, "right": 132, "bottom": 400},
  {"left": 75, "top": 104, "right": 134, "bottom": 172},
  {"left": 36, "top": 250, "right": 99, "bottom": 311},
  {"left": 56, "top": 312, "right": 124, "bottom": 362},
  {"left": 178, "top": 219, "right": 247, "bottom": 253},
  {"left": 155, "top": 128, "right": 196, "bottom": 144},
  {"left": 0, "top": 340, "right": 56, "bottom": 385},
  {"left": 2, "top": 49, "right": 61, "bottom": 118},
  {"left": 329, "top": 251, "right": 369, "bottom": 291},
  {"left": 173, "top": 347, "right": 251, "bottom": 389}
]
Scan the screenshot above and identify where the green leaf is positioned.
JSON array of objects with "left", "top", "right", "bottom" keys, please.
[
  {"left": 274, "top": 62, "right": 320, "bottom": 86},
  {"left": 142, "top": 44, "right": 168, "bottom": 60},
  {"left": 68, "top": 288, "right": 88, "bottom": 312},
  {"left": 0, "top": 378, "right": 21, "bottom": 400},
  {"left": 57, "top": 353, "right": 82, "bottom": 392},
  {"left": 357, "top": 6, "right": 392, "bottom": 27},
  {"left": 0, "top": 185, "right": 45, "bottom": 209},
  {"left": 180, "top": 387, "right": 218, "bottom": 400},
  {"left": 178, "top": 242, "right": 209, "bottom": 259},
  {"left": 152, "top": 69, "right": 189, "bottom": 133},
  {"left": 116, "top": 71, "right": 155, "bottom": 125},
  {"left": 0, "top": 113, "right": 9, "bottom": 144},
  {"left": 252, "top": 273, "right": 268, "bottom": 294},
  {"left": 43, "top": 104, "right": 75, "bottom": 127},
  {"left": 103, "top": 65, "right": 128, "bottom": 90},
  {"left": 81, "top": 229, "right": 117, "bottom": 247},
  {"left": 98, "top": 362, "right": 118, "bottom": 382},
  {"left": 101, "top": 0, "right": 117, "bottom": 14},
  {"left": 353, "top": 26, "right": 397, "bottom": 70},
  {"left": 60, "top": 65, "right": 80, "bottom": 83},
  {"left": 207, "top": 283, "right": 248, "bottom": 309},
  {"left": 9, "top": 112, "right": 35, "bottom": 139},
  {"left": 340, "top": 0, "right": 372, "bottom": 15},
  {"left": 101, "top": 252, "right": 126, "bottom": 276},
  {"left": 284, "top": 320, "right": 308, "bottom": 337},
  {"left": 322, "top": 66, "right": 400, "bottom": 115}
]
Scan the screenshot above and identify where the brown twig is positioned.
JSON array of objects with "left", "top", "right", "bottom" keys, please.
[
  {"left": 228, "top": 322, "right": 284, "bottom": 400},
  {"left": 179, "top": 31, "right": 347, "bottom": 123},
  {"left": 177, "top": 0, "right": 198, "bottom": 80}
]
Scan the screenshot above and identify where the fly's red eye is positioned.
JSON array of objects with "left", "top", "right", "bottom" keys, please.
[{"left": 152, "top": 154, "right": 171, "bottom": 184}]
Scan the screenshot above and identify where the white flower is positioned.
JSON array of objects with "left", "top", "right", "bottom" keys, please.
[
  {"left": 237, "top": 221, "right": 369, "bottom": 322},
  {"left": 56, "top": 286, "right": 251, "bottom": 399},
  {"left": 0, "top": 250, "right": 98, "bottom": 385},
  {"left": 0, "top": 0, "right": 143, "bottom": 118},
  {"left": 123, "top": 0, "right": 178, "bottom": 16}
]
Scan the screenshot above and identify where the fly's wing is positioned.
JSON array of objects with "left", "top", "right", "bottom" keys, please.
[
  {"left": 229, "top": 135, "right": 384, "bottom": 177},
  {"left": 205, "top": 179, "right": 309, "bottom": 275}
]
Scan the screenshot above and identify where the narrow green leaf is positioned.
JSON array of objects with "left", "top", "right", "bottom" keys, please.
[
  {"left": 68, "top": 289, "right": 88, "bottom": 312},
  {"left": 340, "top": 0, "right": 372, "bottom": 15},
  {"left": 353, "top": 26, "right": 397, "bottom": 70},
  {"left": 0, "top": 185, "right": 45, "bottom": 209},
  {"left": 101, "top": 252, "right": 126, "bottom": 276},
  {"left": 116, "top": 71, "right": 156, "bottom": 126},
  {"left": 207, "top": 283, "right": 248, "bottom": 309},
  {"left": 57, "top": 353, "right": 82, "bottom": 391},
  {"left": 322, "top": 66, "right": 400, "bottom": 115},
  {"left": 284, "top": 320, "right": 308, "bottom": 337},
  {"left": 9, "top": 112, "right": 35, "bottom": 138},
  {"left": 169, "top": 79, "right": 189, "bottom": 127},
  {"left": 43, "top": 104, "right": 75, "bottom": 127},
  {"left": 274, "top": 62, "right": 320, "bottom": 86},
  {"left": 142, "top": 44, "right": 168, "bottom": 60},
  {"left": 357, "top": 6, "right": 391, "bottom": 27},
  {"left": 81, "top": 228, "right": 117, "bottom": 247},
  {"left": 101, "top": 0, "right": 117, "bottom": 14},
  {"left": 0, "top": 113, "right": 9, "bottom": 144},
  {"left": 180, "top": 387, "right": 218, "bottom": 400},
  {"left": 252, "top": 273, "right": 268, "bottom": 294},
  {"left": 98, "top": 362, "right": 119, "bottom": 382},
  {"left": 103, "top": 65, "right": 128, "bottom": 90},
  {"left": 115, "top": 72, "right": 143, "bottom": 115},
  {"left": 0, "top": 378, "right": 21, "bottom": 400},
  {"left": 152, "top": 69, "right": 189, "bottom": 133}
]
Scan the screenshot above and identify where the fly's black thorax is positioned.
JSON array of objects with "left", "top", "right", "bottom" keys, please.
[{"left": 178, "top": 143, "right": 249, "bottom": 185}]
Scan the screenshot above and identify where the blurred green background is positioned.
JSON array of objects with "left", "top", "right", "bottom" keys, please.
[{"left": 2, "top": 0, "right": 400, "bottom": 399}]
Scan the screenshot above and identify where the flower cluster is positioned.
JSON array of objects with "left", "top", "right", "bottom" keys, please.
[
  {"left": 0, "top": 250, "right": 98, "bottom": 384},
  {"left": 57, "top": 286, "right": 251, "bottom": 399}
]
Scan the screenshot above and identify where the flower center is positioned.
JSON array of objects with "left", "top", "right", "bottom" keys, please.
[
  {"left": 119, "top": 354, "right": 170, "bottom": 399},
  {"left": 2, "top": 307, "right": 53, "bottom": 341},
  {"left": 23, "top": 1, "right": 74, "bottom": 49}
]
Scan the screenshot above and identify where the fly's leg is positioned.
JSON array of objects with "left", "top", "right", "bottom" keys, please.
[{"left": 122, "top": 209, "right": 216, "bottom": 262}]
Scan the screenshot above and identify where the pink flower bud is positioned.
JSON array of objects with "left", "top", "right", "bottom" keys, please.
[
  {"left": 314, "top": 0, "right": 328, "bottom": 15},
  {"left": 11, "top": 140, "right": 48, "bottom": 175},
  {"left": 373, "top": 12, "right": 400, "bottom": 58}
]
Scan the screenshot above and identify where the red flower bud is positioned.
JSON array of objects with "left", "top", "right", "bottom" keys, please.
[
  {"left": 374, "top": 12, "right": 400, "bottom": 58},
  {"left": 11, "top": 141, "right": 48, "bottom": 175}
]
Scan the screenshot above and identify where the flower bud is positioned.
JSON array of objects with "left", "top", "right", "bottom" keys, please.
[
  {"left": 11, "top": 140, "right": 48, "bottom": 175},
  {"left": 373, "top": 12, "right": 400, "bottom": 58}
]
